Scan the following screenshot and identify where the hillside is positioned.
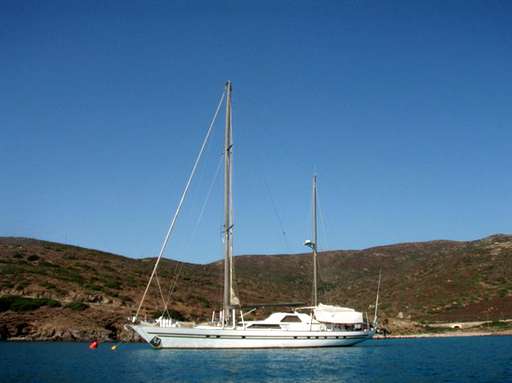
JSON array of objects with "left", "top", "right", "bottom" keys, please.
[{"left": 1, "top": 235, "right": 512, "bottom": 341}]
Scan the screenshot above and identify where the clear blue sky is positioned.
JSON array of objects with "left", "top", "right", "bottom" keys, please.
[{"left": 1, "top": 1, "right": 511, "bottom": 263}]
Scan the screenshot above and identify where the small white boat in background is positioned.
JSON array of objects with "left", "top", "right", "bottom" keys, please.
[{"left": 130, "top": 81, "right": 375, "bottom": 349}]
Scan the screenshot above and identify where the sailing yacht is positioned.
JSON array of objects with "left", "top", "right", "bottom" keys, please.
[{"left": 130, "top": 81, "right": 375, "bottom": 348}]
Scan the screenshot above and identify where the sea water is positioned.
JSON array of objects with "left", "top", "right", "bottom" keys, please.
[{"left": 1, "top": 336, "right": 511, "bottom": 382}]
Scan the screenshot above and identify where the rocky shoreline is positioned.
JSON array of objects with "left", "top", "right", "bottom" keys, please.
[
  {"left": 2, "top": 323, "right": 511, "bottom": 343},
  {"left": 0, "top": 306, "right": 140, "bottom": 343}
]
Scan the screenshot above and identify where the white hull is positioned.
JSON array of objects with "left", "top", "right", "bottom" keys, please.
[{"left": 131, "top": 324, "right": 374, "bottom": 349}]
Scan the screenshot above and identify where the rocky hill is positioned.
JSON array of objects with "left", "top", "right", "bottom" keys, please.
[{"left": 1, "top": 235, "right": 511, "bottom": 341}]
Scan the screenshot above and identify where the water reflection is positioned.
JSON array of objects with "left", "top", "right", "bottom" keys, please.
[
  {"left": 121, "top": 342, "right": 382, "bottom": 382},
  {"left": 1, "top": 338, "right": 511, "bottom": 383}
]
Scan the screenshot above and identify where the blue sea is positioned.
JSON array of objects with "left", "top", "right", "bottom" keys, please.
[{"left": 1, "top": 336, "right": 511, "bottom": 382}]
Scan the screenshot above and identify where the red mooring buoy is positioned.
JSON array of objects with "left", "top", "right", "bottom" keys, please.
[{"left": 89, "top": 340, "right": 98, "bottom": 349}]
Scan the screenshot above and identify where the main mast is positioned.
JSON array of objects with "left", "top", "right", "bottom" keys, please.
[
  {"left": 312, "top": 175, "right": 318, "bottom": 307},
  {"left": 223, "top": 81, "right": 236, "bottom": 325}
]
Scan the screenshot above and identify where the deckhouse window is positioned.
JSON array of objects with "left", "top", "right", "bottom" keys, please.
[
  {"left": 281, "top": 315, "right": 301, "bottom": 323},
  {"left": 248, "top": 324, "right": 281, "bottom": 329}
]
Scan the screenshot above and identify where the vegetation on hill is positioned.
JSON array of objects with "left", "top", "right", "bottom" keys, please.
[
  {"left": 0, "top": 234, "right": 511, "bottom": 341},
  {"left": 0, "top": 296, "right": 61, "bottom": 312}
]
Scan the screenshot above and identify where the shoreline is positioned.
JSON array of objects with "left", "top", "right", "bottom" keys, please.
[
  {"left": 3, "top": 331, "right": 512, "bottom": 343},
  {"left": 374, "top": 330, "right": 512, "bottom": 339}
]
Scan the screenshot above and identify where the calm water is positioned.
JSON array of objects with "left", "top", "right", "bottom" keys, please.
[{"left": 1, "top": 337, "right": 511, "bottom": 382}]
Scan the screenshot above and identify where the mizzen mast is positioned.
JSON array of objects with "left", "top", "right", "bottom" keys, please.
[
  {"left": 312, "top": 175, "right": 318, "bottom": 307},
  {"left": 304, "top": 175, "right": 319, "bottom": 307}
]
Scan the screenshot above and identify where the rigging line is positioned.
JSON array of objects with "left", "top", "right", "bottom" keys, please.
[
  {"left": 166, "top": 262, "right": 183, "bottom": 305},
  {"left": 261, "top": 164, "right": 292, "bottom": 253},
  {"left": 154, "top": 270, "right": 169, "bottom": 316},
  {"left": 163, "top": 260, "right": 181, "bottom": 310},
  {"left": 255, "top": 153, "right": 291, "bottom": 297},
  {"left": 134, "top": 89, "right": 226, "bottom": 321},
  {"left": 192, "top": 155, "right": 224, "bottom": 240},
  {"left": 164, "top": 154, "right": 224, "bottom": 307},
  {"left": 243, "top": 104, "right": 290, "bottom": 254},
  {"left": 316, "top": 183, "right": 331, "bottom": 251}
]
